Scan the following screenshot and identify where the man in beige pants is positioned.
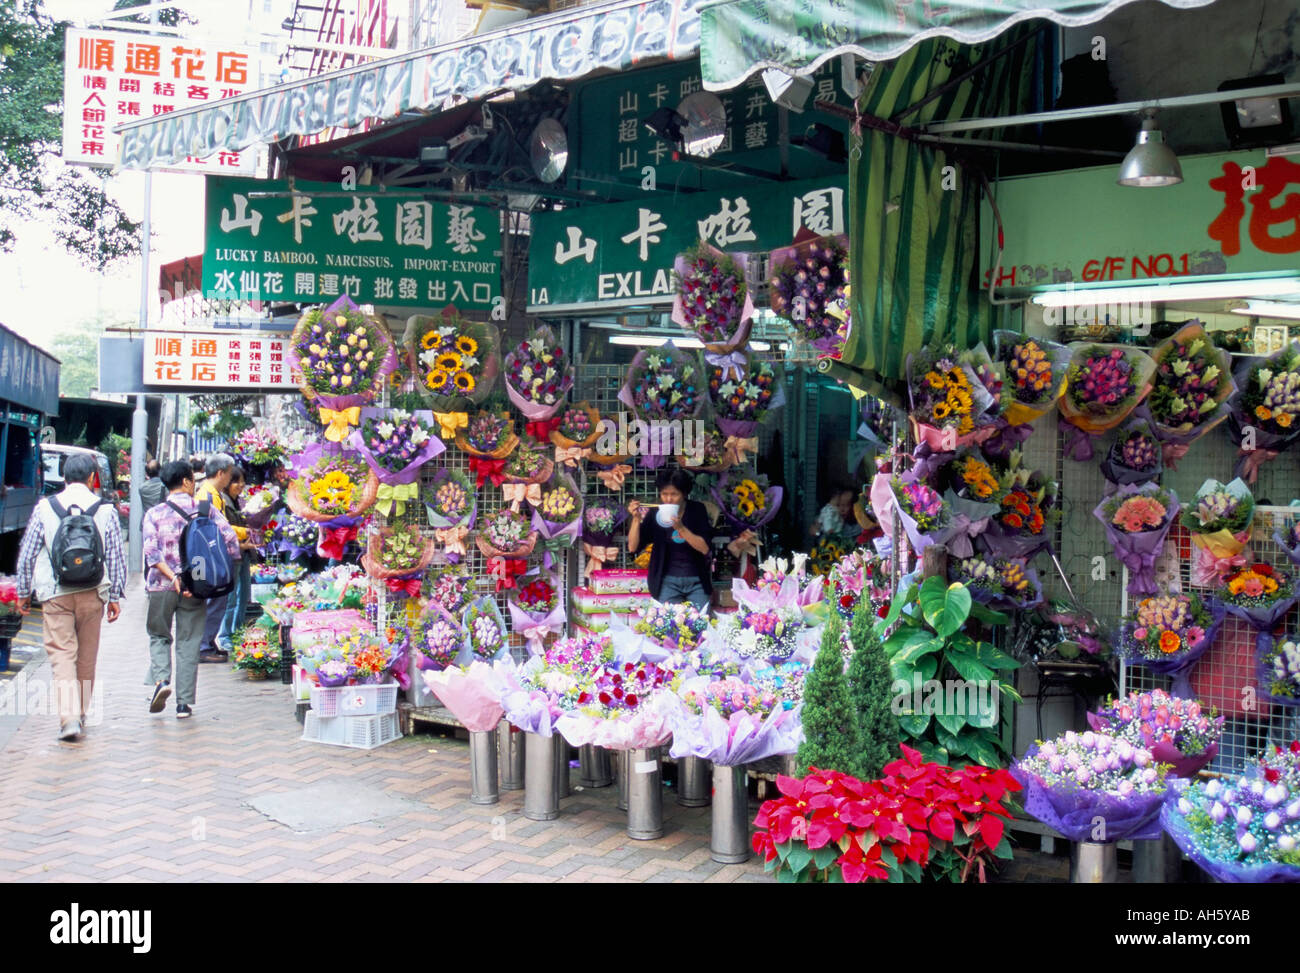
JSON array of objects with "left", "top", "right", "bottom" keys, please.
[{"left": 16, "top": 453, "right": 127, "bottom": 741}]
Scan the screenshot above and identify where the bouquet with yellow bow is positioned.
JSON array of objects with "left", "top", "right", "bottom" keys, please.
[
  {"left": 348, "top": 409, "right": 445, "bottom": 517},
  {"left": 292, "top": 297, "right": 397, "bottom": 410},
  {"left": 285, "top": 445, "right": 378, "bottom": 524},
  {"left": 404, "top": 306, "right": 499, "bottom": 412}
]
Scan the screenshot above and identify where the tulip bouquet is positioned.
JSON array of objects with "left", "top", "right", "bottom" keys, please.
[
  {"left": 1180, "top": 477, "right": 1255, "bottom": 586},
  {"left": 404, "top": 309, "right": 499, "bottom": 411},
  {"left": 349, "top": 409, "right": 444, "bottom": 491},
  {"left": 1094, "top": 483, "right": 1180, "bottom": 596},
  {"left": 461, "top": 596, "right": 509, "bottom": 664},
  {"left": 424, "top": 468, "right": 476, "bottom": 532},
  {"left": 292, "top": 304, "right": 396, "bottom": 409},
  {"left": 411, "top": 604, "right": 467, "bottom": 671},
  {"left": 662, "top": 672, "right": 803, "bottom": 768},
  {"left": 1120, "top": 590, "right": 1221, "bottom": 696},
  {"left": 1140, "top": 323, "right": 1235, "bottom": 468},
  {"left": 1213, "top": 564, "right": 1297, "bottom": 660},
  {"left": 1058, "top": 344, "right": 1155, "bottom": 459},
  {"left": 949, "top": 556, "right": 1043, "bottom": 611},
  {"left": 504, "top": 325, "right": 574, "bottom": 420},
  {"left": 768, "top": 235, "right": 849, "bottom": 354},
  {"left": 707, "top": 355, "right": 783, "bottom": 438},
  {"left": 713, "top": 466, "right": 783, "bottom": 533},
  {"left": 1087, "top": 690, "right": 1224, "bottom": 778},
  {"left": 992, "top": 330, "right": 1071, "bottom": 427},
  {"left": 531, "top": 474, "right": 583, "bottom": 560},
  {"left": 1013, "top": 730, "right": 1171, "bottom": 842},
  {"left": 1228, "top": 342, "right": 1300, "bottom": 483},
  {"left": 1099, "top": 418, "right": 1164, "bottom": 490},
  {"left": 550, "top": 401, "right": 603, "bottom": 452},
  {"left": 1160, "top": 741, "right": 1300, "bottom": 882},
  {"left": 635, "top": 601, "right": 713, "bottom": 651},
  {"left": 1259, "top": 634, "right": 1300, "bottom": 707},
  {"left": 618, "top": 343, "right": 706, "bottom": 468},
  {"left": 906, "top": 346, "right": 994, "bottom": 447},
  {"left": 672, "top": 241, "right": 753, "bottom": 351}
]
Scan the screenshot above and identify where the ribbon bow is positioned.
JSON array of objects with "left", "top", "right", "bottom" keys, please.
[
  {"left": 1162, "top": 441, "right": 1192, "bottom": 471},
  {"left": 468, "top": 456, "right": 506, "bottom": 488},
  {"left": 526, "top": 416, "right": 562, "bottom": 443},
  {"left": 318, "top": 524, "right": 359, "bottom": 560},
  {"left": 375, "top": 482, "right": 419, "bottom": 518},
  {"left": 555, "top": 445, "right": 592, "bottom": 467},
  {"left": 320, "top": 406, "right": 361, "bottom": 443},
  {"left": 433, "top": 411, "right": 468, "bottom": 440},
  {"left": 583, "top": 542, "right": 621, "bottom": 577},
  {"left": 385, "top": 575, "right": 422, "bottom": 598},
  {"left": 704, "top": 349, "right": 748, "bottom": 382},
  {"left": 502, "top": 482, "right": 542, "bottom": 511},
  {"left": 435, "top": 525, "right": 469, "bottom": 558},
  {"left": 520, "top": 620, "right": 564, "bottom": 655},
  {"left": 1191, "top": 546, "right": 1248, "bottom": 588},
  {"left": 1236, "top": 447, "right": 1280, "bottom": 485},
  {"left": 945, "top": 513, "right": 990, "bottom": 559},
  {"left": 595, "top": 464, "right": 633, "bottom": 490},
  {"left": 724, "top": 435, "right": 758, "bottom": 465},
  {"left": 728, "top": 531, "right": 760, "bottom": 558},
  {"left": 487, "top": 556, "right": 528, "bottom": 592}
]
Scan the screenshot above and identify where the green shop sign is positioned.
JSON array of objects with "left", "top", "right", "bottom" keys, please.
[
  {"left": 527, "top": 175, "right": 846, "bottom": 312},
  {"left": 202, "top": 176, "right": 501, "bottom": 309}
]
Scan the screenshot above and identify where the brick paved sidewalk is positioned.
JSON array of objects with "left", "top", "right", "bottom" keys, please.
[{"left": 0, "top": 581, "right": 771, "bottom": 884}]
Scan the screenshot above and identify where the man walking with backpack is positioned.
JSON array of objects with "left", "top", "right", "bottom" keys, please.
[
  {"left": 143, "top": 460, "right": 240, "bottom": 720},
  {"left": 196, "top": 453, "right": 244, "bottom": 663},
  {"left": 15, "top": 453, "right": 127, "bottom": 742}
]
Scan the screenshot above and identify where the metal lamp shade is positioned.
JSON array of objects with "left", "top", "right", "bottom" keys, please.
[{"left": 1117, "top": 126, "right": 1182, "bottom": 187}]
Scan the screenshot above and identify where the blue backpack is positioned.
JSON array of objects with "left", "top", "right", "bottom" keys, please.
[{"left": 166, "top": 499, "right": 235, "bottom": 599}]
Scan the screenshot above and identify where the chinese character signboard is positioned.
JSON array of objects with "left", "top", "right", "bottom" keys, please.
[
  {"left": 202, "top": 177, "right": 501, "bottom": 309},
  {"left": 979, "top": 150, "right": 1300, "bottom": 289},
  {"left": 527, "top": 176, "right": 845, "bottom": 311},
  {"left": 143, "top": 332, "right": 298, "bottom": 390},
  {"left": 63, "top": 28, "right": 258, "bottom": 172}
]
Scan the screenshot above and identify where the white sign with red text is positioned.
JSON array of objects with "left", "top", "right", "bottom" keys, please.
[{"left": 143, "top": 332, "right": 299, "bottom": 390}]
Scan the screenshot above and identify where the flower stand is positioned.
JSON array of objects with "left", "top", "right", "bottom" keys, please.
[
  {"left": 1071, "top": 841, "right": 1118, "bottom": 883},
  {"left": 523, "top": 731, "right": 559, "bottom": 821},
  {"left": 1132, "top": 833, "right": 1182, "bottom": 883},
  {"left": 626, "top": 747, "right": 664, "bottom": 840},
  {"left": 578, "top": 744, "right": 613, "bottom": 788},
  {"left": 676, "top": 756, "right": 711, "bottom": 807},
  {"left": 498, "top": 720, "right": 525, "bottom": 791},
  {"left": 711, "top": 764, "right": 750, "bottom": 864},
  {"left": 469, "top": 729, "right": 499, "bottom": 806}
]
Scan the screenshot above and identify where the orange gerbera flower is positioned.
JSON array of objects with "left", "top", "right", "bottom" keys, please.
[{"left": 1159, "top": 630, "right": 1181, "bottom": 654}]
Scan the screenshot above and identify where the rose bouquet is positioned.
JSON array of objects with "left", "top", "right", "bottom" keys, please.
[
  {"left": 1160, "top": 742, "right": 1300, "bottom": 882},
  {"left": 949, "top": 556, "right": 1043, "bottom": 611},
  {"left": 508, "top": 574, "right": 565, "bottom": 656},
  {"left": 456, "top": 411, "right": 518, "bottom": 487},
  {"left": 677, "top": 426, "right": 734, "bottom": 474},
  {"left": 768, "top": 235, "right": 849, "bottom": 354},
  {"left": 411, "top": 603, "right": 467, "bottom": 671},
  {"left": 1259, "top": 634, "right": 1300, "bottom": 707},
  {"left": 552, "top": 655, "right": 678, "bottom": 751},
  {"left": 1179, "top": 478, "right": 1255, "bottom": 586},
  {"left": 713, "top": 465, "right": 783, "bottom": 534},
  {"left": 707, "top": 354, "right": 783, "bottom": 439},
  {"left": 1014, "top": 730, "right": 1170, "bottom": 842},
  {"left": 906, "top": 346, "right": 995, "bottom": 450},
  {"left": 618, "top": 343, "right": 706, "bottom": 469},
  {"left": 636, "top": 601, "right": 713, "bottom": 651},
  {"left": 1099, "top": 418, "right": 1164, "bottom": 490},
  {"left": 1058, "top": 344, "right": 1156, "bottom": 459},
  {"left": 460, "top": 596, "right": 509, "bottom": 665},
  {"left": 672, "top": 241, "right": 753, "bottom": 352},
  {"left": 1228, "top": 342, "right": 1300, "bottom": 483},
  {"left": 292, "top": 302, "right": 396, "bottom": 410},
  {"left": 550, "top": 401, "right": 603, "bottom": 466},
  {"left": 662, "top": 673, "right": 802, "bottom": 767},
  {"left": 404, "top": 309, "right": 499, "bottom": 411},
  {"left": 1087, "top": 690, "right": 1223, "bottom": 778},
  {"left": 503, "top": 325, "right": 574, "bottom": 422},
  {"left": 1120, "top": 590, "right": 1221, "bottom": 696},
  {"left": 240, "top": 483, "right": 281, "bottom": 531},
  {"left": 1214, "top": 564, "right": 1297, "bottom": 655},
  {"left": 1093, "top": 483, "right": 1180, "bottom": 596}
]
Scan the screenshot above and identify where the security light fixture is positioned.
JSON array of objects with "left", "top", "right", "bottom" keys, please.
[
  {"left": 793, "top": 124, "right": 847, "bottom": 164},
  {"left": 1116, "top": 110, "right": 1182, "bottom": 187},
  {"left": 419, "top": 137, "right": 449, "bottom": 164},
  {"left": 762, "top": 68, "right": 814, "bottom": 113},
  {"left": 643, "top": 107, "right": 686, "bottom": 145},
  {"left": 1219, "top": 75, "right": 1292, "bottom": 149}
]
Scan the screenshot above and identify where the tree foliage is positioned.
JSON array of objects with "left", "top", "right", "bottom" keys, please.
[
  {"left": 846, "top": 600, "right": 900, "bottom": 780},
  {"left": 796, "top": 613, "right": 863, "bottom": 777}
]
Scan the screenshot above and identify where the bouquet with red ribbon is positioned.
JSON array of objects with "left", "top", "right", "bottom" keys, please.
[{"left": 504, "top": 325, "right": 574, "bottom": 421}]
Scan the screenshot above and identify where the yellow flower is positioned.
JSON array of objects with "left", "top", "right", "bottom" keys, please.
[
  {"left": 932, "top": 401, "right": 951, "bottom": 419},
  {"left": 925, "top": 371, "right": 945, "bottom": 390},
  {"left": 737, "top": 498, "right": 755, "bottom": 518},
  {"left": 456, "top": 335, "right": 478, "bottom": 356},
  {"left": 436, "top": 352, "right": 462, "bottom": 371},
  {"left": 454, "top": 371, "right": 475, "bottom": 392},
  {"left": 421, "top": 331, "right": 443, "bottom": 350},
  {"left": 427, "top": 368, "right": 451, "bottom": 390}
]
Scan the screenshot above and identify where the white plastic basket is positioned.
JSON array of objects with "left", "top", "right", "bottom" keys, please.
[
  {"left": 309, "top": 681, "right": 399, "bottom": 717},
  {"left": 301, "top": 711, "right": 402, "bottom": 750}
]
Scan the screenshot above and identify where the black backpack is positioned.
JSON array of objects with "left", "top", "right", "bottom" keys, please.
[
  {"left": 166, "top": 499, "right": 236, "bottom": 599},
  {"left": 48, "top": 498, "right": 106, "bottom": 588}
]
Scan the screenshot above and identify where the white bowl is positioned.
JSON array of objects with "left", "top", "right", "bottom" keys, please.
[{"left": 655, "top": 503, "right": 679, "bottom": 527}]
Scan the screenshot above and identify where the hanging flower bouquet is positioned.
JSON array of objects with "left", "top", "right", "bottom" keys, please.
[
  {"left": 503, "top": 324, "right": 575, "bottom": 429},
  {"left": 660, "top": 673, "right": 802, "bottom": 767},
  {"left": 241, "top": 483, "right": 281, "bottom": 531},
  {"left": 1013, "top": 730, "right": 1170, "bottom": 843},
  {"left": 404, "top": 308, "right": 499, "bottom": 412},
  {"left": 411, "top": 603, "right": 467, "bottom": 672},
  {"left": 502, "top": 443, "right": 554, "bottom": 488},
  {"left": 672, "top": 240, "right": 753, "bottom": 353},
  {"left": 508, "top": 574, "right": 565, "bottom": 656},
  {"left": 888, "top": 474, "right": 949, "bottom": 556},
  {"left": 361, "top": 523, "right": 436, "bottom": 596},
  {"left": 1258, "top": 634, "right": 1300, "bottom": 707},
  {"left": 944, "top": 452, "right": 1005, "bottom": 504},
  {"left": 707, "top": 354, "right": 783, "bottom": 439},
  {"left": 476, "top": 506, "right": 538, "bottom": 559},
  {"left": 455, "top": 411, "right": 518, "bottom": 488},
  {"left": 530, "top": 473, "right": 583, "bottom": 568},
  {"left": 1119, "top": 590, "right": 1221, "bottom": 696},
  {"left": 618, "top": 342, "right": 707, "bottom": 469},
  {"left": 285, "top": 446, "right": 377, "bottom": 560},
  {"left": 1058, "top": 344, "right": 1156, "bottom": 460},
  {"left": 1180, "top": 478, "right": 1255, "bottom": 586},
  {"left": 230, "top": 427, "right": 289, "bottom": 482},
  {"left": 550, "top": 401, "right": 603, "bottom": 467},
  {"left": 1086, "top": 689, "right": 1224, "bottom": 778},
  {"left": 979, "top": 459, "right": 1058, "bottom": 561},
  {"left": 581, "top": 502, "right": 626, "bottom": 577},
  {"left": 292, "top": 301, "right": 397, "bottom": 413},
  {"left": 1139, "top": 322, "right": 1235, "bottom": 468},
  {"left": 1228, "top": 342, "right": 1300, "bottom": 483},
  {"left": 906, "top": 346, "right": 996, "bottom": 452},
  {"left": 1213, "top": 564, "right": 1298, "bottom": 657},
  {"left": 1092, "top": 483, "right": 1180, "bottom": 596},
  {"left": 349, "top": 408, "right": 445, "bottom": 518},
  {"left": 677, "top": 426, "right": 734, "bottom": 474},
  {"left": 1099, "top": 418, "right": 1164, "bottom": 490},
  {"left": 768, "top": 234, "right": 849, "bottom": 355},
  {"left": 635, "top": 601, "right": 713, "bottom": 652},
  {"left": 949, "top": 556, "right": 1043, "bottom": 611},
  {"left": 460, "top": 596, "right": 510, "bottom": 665},
  {"left": 426, "top": 565, "right": 474, "bottom": 618},
  {"left": 1160, "top": 742, "right": 1300, "bottom": 883},
  {"left": 712, "top": 465, "right": 783, "bottom": 534}
]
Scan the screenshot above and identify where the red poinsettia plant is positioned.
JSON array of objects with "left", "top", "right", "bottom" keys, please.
[{"left": 752, "top": 746, "right": 1021, "bottom": 883}]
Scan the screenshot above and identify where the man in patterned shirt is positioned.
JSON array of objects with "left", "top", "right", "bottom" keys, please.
[
  {"left": 142, "top": 460, "right": 240, "bottom": 720},
  {"left": 16, "top": 453, "right": 127, "bottom": 742}
]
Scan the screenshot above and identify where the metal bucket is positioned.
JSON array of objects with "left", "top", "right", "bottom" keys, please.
[
  {"left": 469, "top": 729, "right": 499, "bottom": 806},
  {"left": 1132, "top": 833, "right": 1182, "bottom": 883},
  {"left": 616, "top": 749, "right": 629, "bottom": 811},
  {"left": 1070, "top": 841, "right": 1118, "bottom": 883},
  {"left": 711, "top": 764, "right": 750, "bottom": 864},
  {"left": 676, "top": 756, "right": 711, "bottom": 807},
  {"left": 626, "top": 746, "right": 663, "bottom": 840},
  {"left": 499, "top": 721, "right": 525, "bottom": 791},
  {"left": 523, "top": 732, "right": 559, "bottom": 821},
  {"left": 553, "top": 735, "right": 571, "bottom": 799},
  {"left": 579, "top": 745, "right": 613, "bottom": 787}
]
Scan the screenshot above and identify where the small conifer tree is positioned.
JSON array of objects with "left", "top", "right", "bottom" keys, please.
[
  {"left": 796, "top": 613, "right": 863, "bottom": 776},
  {"left": 847, "top": 600, "right": 900, "bottom": 780}
]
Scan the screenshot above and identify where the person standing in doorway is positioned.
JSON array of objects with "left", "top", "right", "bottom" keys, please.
[
  {"left": 15, "top": 453, "right": 127, "bottom": 742},
  {"left": 216, "top": 466, "right": 258, "bottom": 653},
  {"left": 196, "top": 453, "right": 243, "bottom": 662}
]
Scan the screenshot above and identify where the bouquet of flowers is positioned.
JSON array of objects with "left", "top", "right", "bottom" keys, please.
[
  {"left": 426, "top": 565, "right": 474, "bottom": 617},
  {"left": 636, "top": 601, "right": 713, "bottom": 651},
  {"left": 713, "top": 465, "right": 783, "bottom": 534},
  {"left": 1093, "top": 483, "right": 1180, "bottom": 596},
  {"left": 286, "top": 446, "right": 378, "bottom": 524},
  {"left": 979, "top": 458, "right": 1058, "bottom": 561},
  {"left": 424, "top": 467, "right": 476, "bottom": 530},
  {"left": 1160, "top": 742, "right": 1300, "bottom": 882},
  {"left": 411, "top": 603, "right": 466, "bottom": 672},
  {"left": 503, "top": 445, "right": 554, "bottom": 492},
  {"left": 677, "top": 426, "right": 734, "bottom": 474},
  {"left": 1087, "top": 690, "right": 1224, "bottom": 778},
  {"left": 362, "top": 523, "right": 436, "bottom": 592},
  {"left": 746, "top": 659, "right": 810, "bottom": 709},
  {"left": 503, "top": 325, "right": 574, "bottom": 421},
  {"left": 888, "top": 474, "right": 948, "bottom": 555},
  {"left": 348, "top": 409, "right": 444, "bottom": 501},
  {"left": 1228, "top": 342, "right": 1300, "bottom": 483},
  {"left": 327, "top": 628, "right": 398, "bottom": 685},
  {"left": 229, "top": 427, "right": 288, "bottom": 480},
  {"left": 991, "top": 330, "right": 1071, "bottom": 422},
  {"left": 714, "top": 605, "right": 804, "bottom": 664},
  {"left": 768, "top": 235, "right": 849, "bottom": 354},
  {"left": 945, "top": 452, "right": 1004, "bottom": 504},
  {"left": 271, "top": 513, "right": 319, "bottom": 559},
  {"left": 553, "top": 655, "right": 679, "bottom": 751},
  {"left": 508, "top": 574, "right": 565, "bottom": 655},
  {"left": 422, "top": 660, "right": 514, "bottom": 733},
  {"left": 231, "top": 627, "right": 280, "bottom": 677},
  {"left": 618, "top": 343, "right": 706, "bottom": 468},
  {"left": 1099, "top": 418, "right": 1164, "bottom": 490},
  {"left": 672, "top": 241, "right": 753, "bottom": 352},
  {"left": 1120, "top": 590, "right": 1221, "bottom": 696},
  {"left": 808, "top": 534, "right": 850, "bottom": 576},
  {"left": 1014, "top": 730, "right": 1170, "bottom": 843},
  {"left": 240, "top": 483, "right": 281, "bottom": 531},
  {"left": 404, "top": 309, "right": 499, "bottom": 411},
  {"left": 949, "top": 556, "right": 1043, "bottom": 611},
  {"left": 1058, "top": 344, "right": 1156, "bottom": 459},
  {"left": 292, "top": 302, "right": 396, "bottom": 410},
  {"left": 661, "top": 673, "right": 802, "bottom": 767},
  {"left": 906, "top": 346, "right": 995, "bottom": 450},
  {"left": 456, "top": 411, "right": 518, "bottom": 488},
  {"left": 1180, "top": 478, "right": 1255, "bottom": 586},
  {"left": 707, "top": 354, "right": 783, "bottom": 439},
  {"left": 1259, "top": 634, "right": 1300, "bottom": 707},
  {"left": 1140, "top": 321, "right": 1234, "bottom": 467},
  {"left": 460, "top": 596, "right": 509, "bottom": 664},
  {"left": 550, "top": 401, "right": 603, "bottom": 461},
  {"left": 581, "top": 502, "right": 626, "bottom": 575},
  {"left": 1214, "top": 563, "right": 1297, "bottom": 651},
  {"left": 827, "top": 548, "right": 892, "bottom": 622},
  {"left": 476, "top": 506, "right": 538, "bottom": 560}
]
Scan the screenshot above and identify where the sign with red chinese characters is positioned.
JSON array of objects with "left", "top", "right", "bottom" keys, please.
[
  {"left": 979, "top": 150, "right": 1300, "bottom": 290},
  {"left": 63, "top": 28, "right": 258, "bottom": 173},
  {"left": 143, "top": 332, "right": 299, "bottom": 390}
]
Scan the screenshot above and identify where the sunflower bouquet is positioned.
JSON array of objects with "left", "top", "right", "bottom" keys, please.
[
  {"left": 707, "top": 353, "right": 783, "bottom": 438},
  {"left": 672, "top": 240, "right": 753, "bottom": 352},
  {"left": 1180, "top": 478, "right": 1255, "bottom": 586},
  {"left": 1058, "top": 343, "right": 1156, "bottom": 459},
  {"left": 905, "top": 346, "right": 995, "bottom": 451},
  {"left": 404, "top": 309, "right": 499, "bottom": 411},
  {"left": 1120, "top": 590, "right": 1221, "bottom": 696},
  {"left": 618, "top": 342, "right": 707, "bottom": 469},
  {"left": 768, "top": 235, "right": 850, "bottom": 354},
  {"left": 1228, "top": 341, "right": 1300, "bottom": 483},
  {"left": 286, "top": 447, "right": 378, "bottom": 523},
  {"left": 292, "top": 302, "right": 396, "bottom": 409},
  {"left": 503, "top": 324, "right": 574, "bottom": 420},
  {"left": 991, "top": 330, "right": 1070, "bottom": 427},
  {"left": 1139, "top": 322, "right": 1235, "bottom": 467},
  {"left": 713, "top": 465, "right": 783, "bottom": 533},
  {"left": 1099, "top": 418, "right": 1164, "bottom": 490}
]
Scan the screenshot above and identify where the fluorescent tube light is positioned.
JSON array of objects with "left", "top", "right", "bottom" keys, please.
[
  {"left": 1230, "top": 301, "right": 1300, "bottom": 321},
  {"left": 1031, "top": 278, "right": 1300, "bottom": 307},
  {"left": 608, "top": 335, "right": 773, "bottom": 351}
]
